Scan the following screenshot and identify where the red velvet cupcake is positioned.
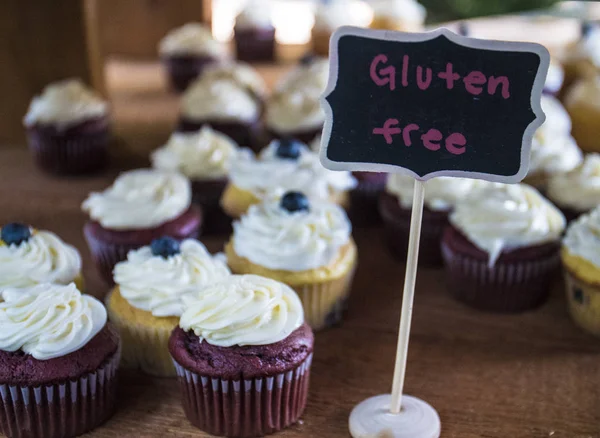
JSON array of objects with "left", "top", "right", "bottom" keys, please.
[
  {"left": 179, "top": 74, "right": 262, "bottom": 151},
  {"left": 442, "top": 183, "right": 566, "bottom": 312},
  {"left": 234, "top": 1, "right": 276, "bottom": 62},
  {"left": 159, "top": 23, "right": 228, "bottom": 93},
  {"left": 152, "top": 127, "right": 241, "bottom": 234},
  {"left": 23, "top": 78, "right": 110, "bottom": 175},
  {"left": 0, "top": 283, "right": 121, "bottom": 438},
  {"left": 380, "top": 174, "right": 489, "bottom": 266},
  {"left": 82, "top": 169, "right": 202, "bottom": 284},
  {"left": 170, "top": 275, "right": 313, "bottom": 437}
]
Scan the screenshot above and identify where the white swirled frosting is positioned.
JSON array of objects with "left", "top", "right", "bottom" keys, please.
[
  {"left": 200, "top": 62, "right": 267, "bottom": 99},
  {"left": 23, "top": 78, "right": 107, "bottom": 128},
  {"left": 152, "top": 127, "right": 239, "bottom": 179},
  {"left": 275, "top": 58, "right": 329, "bottom": 94},
  {"left": 0, "top": 283, "right": 106, "bottom": 360},
  {"left": 159, "top": 23, "right": 226, "bottom": 57},
  {"left": 82, "top": 169, "right": 191, "bottom": 230},
  {"left": 529, "top": 129, "right": 582, "bottom": 176},
  {"left": 540, "top": 94, "right": 571, "bottom": 135},
  {"left": 450, "top": 184, "right": 566, "bottom": 265},
  {"left": 563, "top": 206, "right": 600, "bottom": 267},
  {"left": 232, "top": 197, "right": 351, "bottom": 271},
  {"left": 265, "top": 87, "right": 324, "bottom": 133},
  {"left": 235, "top": 1, "right": 273, "bottom": 29},
  {"left": 230, "top": 141, "right": 356, "bottom": 201},
  {"left": 0, "top": 229, "right": 81, "bottom": 288},
  {"left": 387, "top": 174, "right": 491, "bottom": 211},
  {"left": 114, "top": 239, "right": 230, "bottom": 317},
  {"left": 180, "top": 274, "right": 303, "bottom": 347},
  {"left": 548, "top": 153, "right": 600, "bottom": 212},
  {"left": 181, "top": 78, "right": 259, "bottom": 123}
]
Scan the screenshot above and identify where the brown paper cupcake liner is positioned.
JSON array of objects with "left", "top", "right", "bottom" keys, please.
[
  {"left": 564, "top": 269, "right": 600, "bottom": 337},
  {"left": 27, "top": 128, "right": 109, "bottom": 175},
  {"left": 83, "top": 224, "right": 200, "bottom": 285},
  {"left": 442, "top": 241, "right": 560, "bottom": 312},
  {"left": 173, "top": 353, "right": 312, "bottom": 437},
  {"left": 0, "top": 347, "right": 120, "bottom": 438}
]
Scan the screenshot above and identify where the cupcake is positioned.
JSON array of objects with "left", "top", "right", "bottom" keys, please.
[
  {"left": 170, "top": 274, "right": 313, "bottom": 436},
  {"left": 225, "top": 192, "right": 357, "bottom": 330},
  {"left": 369, "top": 0, "right": 426, "bottom": 32},
  {"left": 199, "top": 61, "right": 268, "bottom": 104},
  {"left": 23, "top": 78, "right": 110, "bottom": 175},
  {"left": 562, "top": 22, "right": 600, "bottom": 90},
  {"left": 380, "top": 174, "right": 488, "bottom": 266},
  {"left": 442, "top": 183, "right": 566, "bottom": 312},
  {"left": 159, "top": 23, "right": 228, "bottom": 92},
  {"left": 311, "top": 1, "right": 372, "bottom": 57},
  {"left": 0, "top": 223, "right": 83, "bottom": 290},
  {"left": 234, "top": 0, "right": 276, "bottom": 62},
  {"left": 179, "top": 76, "right": 262, "bottom": 150},
  {"left": 82, "top": 169, "right": 202, "bottom": 284},
  {"left": 547, "top": 154, "right": 600, "bottom": 221},
  {"left": 564, "top": 75, "right": 600, "bottom": 153},
  {"left": 221, "top": 138, "right": 356, "bottom": 219},
  {"left": 544, "top": 59, "right": 565, "bottom": 96},
  {"left": 265, "top": 57, "right": 329, "bottom": 144},
  {"left": 107, "top": 237, "right": 230, "bottom": 376},
  {"left": 152, "top": 126, "right": 240, "bottom": 234},
  {"left": 524, "top": 95, "right": 582, "bottom": 190},
  {"left": 0, "top": 283, "right": 120, "bottom": 438},
  {"left": 562, "top": 207, "right": 600, "bottom": 336}
]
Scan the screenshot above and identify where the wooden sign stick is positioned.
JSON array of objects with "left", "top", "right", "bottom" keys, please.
[{"left": 390, "top": 179, "right": 425, "bottom": 414}]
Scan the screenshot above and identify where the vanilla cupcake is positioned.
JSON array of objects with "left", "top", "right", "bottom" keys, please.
[
  {"left": 159, "top": 23, "right": 228, "bottom": 92},
  {"left": 311, "top": 0, "right": 372, "bottom": 56},
  {"left": 179, "top": 77, "right": 261, "bottom": 150},
  {"left": 106, "top": 237, "right": 230, "bottom": 376},
  {"left": 548, "top": 153, "right": 600, "bottom": 221},
  {"left": 82, "top": 169, "right": 202, "bottom": 283},
  {"left": 380, "top": 175, "right": 491, "bottom": 265},
  {"left": 23, "top": 78, "right": 110, "bottom": 175},
  {"left": 225, "top": 192, "right": 357, "bottom": 330},
  {"left": 221, "top": 138, "right": 356, "bottom": 219},
  {"left": 525, "top": 96, "right": 582, "bottom": 190},
  {"left": 442, "top": 183, "right": 566, "bottom": 312},
  {"left": 562, "top": 207, "right": 600, "bottom": 336},
  {"left": 0, "top": 223, "right": 83, "bottom": 290},
  {"left": 370, "top": 0, "right": 426, "bottom": 32},
  {"left": 562, "top": 22, "right": 600, "bottom": 89},
  {"left": 234, "top": 0, "right": 276, "bottom": 62},
  {"left": 152, "top": 126, "right": 240, "bottom": 234},
  {"left": 565, "top": 75, "right": 600, "bottom": 153}
]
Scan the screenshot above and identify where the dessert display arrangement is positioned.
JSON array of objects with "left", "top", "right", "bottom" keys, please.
[{"left": 3, "top": 1, "right": 600, "bottom": 437}]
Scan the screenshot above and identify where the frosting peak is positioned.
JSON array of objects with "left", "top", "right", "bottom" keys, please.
[
  {"left": 151, "top": 126, "right": 239, "bottom": 179},
  {"left": 159, "top": 23, "right": 226, "bottom": 57},
  {"left": 82, "top": 169, "right": 191, "bottom": 230},
  {"left": 450, "top": 184, "right": 565, "bottom": 265},
  {"left": 114, "top": 239, "right": 231, "bottom": 317},
  {"left": 179, "top": 275, "right": 303, "bottom": 347},
  {"left": 0, "top": 283, "right": 106, "bottom": 360},
  {"left": 232, "top": 197, "right": 352, "bottom": 271},
  {"left": 23, "top": 78, "right": 107, "bottom": 128}
]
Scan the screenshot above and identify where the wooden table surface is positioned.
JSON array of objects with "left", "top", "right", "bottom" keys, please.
[{"left": 1, "top": 53, "right": 600, "bottom": 438}]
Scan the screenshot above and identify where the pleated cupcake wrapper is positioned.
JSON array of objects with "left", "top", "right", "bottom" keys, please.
[
  {"left": 106, "top": 299, "right": 176, "bottom": 377},
  {"left": 0, "top": 346, "right": 120, "bottom": 438},
  {"left": 564, "top": 270, "right": 600, "bottom": 337},
  {"left": 27, "top": 129, "right": 109, "bottom": 175},
  {"left": 291, "top": 266, "right": 356, "bottom": 331},
  {"left": 173, "top": 353, "right": 312, "bottom": 437},
  {"left": 442, "top": 242, "right": 560, "bottom": 312}
]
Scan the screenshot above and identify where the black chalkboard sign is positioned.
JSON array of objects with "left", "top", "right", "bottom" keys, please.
[{"left": 320, "top": 27, "right": 549, "bottom": 183}]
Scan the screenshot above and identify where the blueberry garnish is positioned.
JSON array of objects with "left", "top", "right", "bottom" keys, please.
[
  {"left": 299, "top": 52, "right": 316, "bottom": 66},
  {"left": 276, "top": 138, "right": 303, "bottom": 160},
  {"left": 1, "top": 223, "right": 31, "bottom": 246},
  {"left": 457, "top": 22, "right": 469, "bottom": 37},
  {"left": 573, "top": 287, "right": 585, "bottom": 305},
  {"left": 280, "top": 191, "right": 310, "bottom": 213},
  {"left": 581, "top": 21, "right": 594, "bottom": 38},
  {"left": 151, "top": 237, "right": 181, "bottom": 258}
]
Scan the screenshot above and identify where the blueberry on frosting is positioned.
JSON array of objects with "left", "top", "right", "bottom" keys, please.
[
  {"left": 280, "top": 191, "right": 310, "bottom": 213},
  {"left": 151, "top": 236, "right": 181, "bottom": 258},
  {"left": 1, "top": 223, "right": 31, "bottom": 246},
  {"left": 276, "top": 138, "right": 303, "bottom": 160}
]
